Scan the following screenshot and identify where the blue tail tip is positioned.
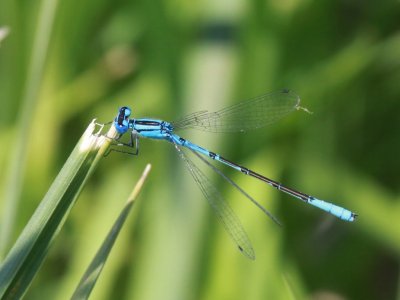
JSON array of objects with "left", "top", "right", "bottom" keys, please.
[{"left": 351, "top": 213, "right": 358, "bottom": 221}]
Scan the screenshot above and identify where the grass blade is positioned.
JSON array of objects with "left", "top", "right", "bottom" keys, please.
[
  {"left": 0, "top": 120, "right": 116, "bottom": 299},
  {"left": 71, "top": 164, "right": 152, "bottom": 300},
  {"left": 0, "top": 0, "right": 59, "bottom": 258}
]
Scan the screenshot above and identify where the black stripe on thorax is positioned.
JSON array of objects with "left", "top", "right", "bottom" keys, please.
[{"left": 134, "top": 120, "right": 162, "bottom": 126}]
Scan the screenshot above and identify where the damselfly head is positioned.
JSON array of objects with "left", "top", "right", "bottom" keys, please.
[
  {"left": 119, "top": 106, "right": 131, "bottom": 118},
  {"left": 114, "top": 106, "right": 132, "bottom": 134}
]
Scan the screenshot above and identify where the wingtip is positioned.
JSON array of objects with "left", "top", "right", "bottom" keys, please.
[{"left": 238, "top": 246, "right": 256, "bottom": 260}]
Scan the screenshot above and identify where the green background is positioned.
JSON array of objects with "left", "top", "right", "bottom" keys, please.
[{"left": 1, "top": 0, "right": 399, "bottom": 299}]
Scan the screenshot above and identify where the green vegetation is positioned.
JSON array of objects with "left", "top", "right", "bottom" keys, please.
[
  {"left": 0, "top": 121, "right": 111, "bottom": 299},
  {"left": 1, "top": 1, "right": 399, "bottom": 299}
]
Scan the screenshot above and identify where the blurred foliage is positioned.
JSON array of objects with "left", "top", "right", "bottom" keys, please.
[{"left": 1, "top": 0, "right": 400, "bottom": 299}]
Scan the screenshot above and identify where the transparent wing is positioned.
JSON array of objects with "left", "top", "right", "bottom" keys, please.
[
  {"left": 173, "top": 144, "right": 255, "bottom": 259},
  {"left": 171, "top": 89, "right": 302, "bottom": 133},
  {"left": 188, "top": 148, "right": 281, "bottom": 226}
]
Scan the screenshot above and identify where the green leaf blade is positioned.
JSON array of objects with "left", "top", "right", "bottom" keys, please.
[
  {"left": 71, "top": 164, "right": 151, "bottom": 300},
  {"left": 0, "top": 121, "right": 114, "bottom": 299}
]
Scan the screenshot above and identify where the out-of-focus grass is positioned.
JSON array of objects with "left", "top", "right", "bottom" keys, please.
[
  {"left": 0, "top": 27, "right": 10, "bottom": 45},
  {"left": 0, "top": 0, "right": 59, "bottom": 258},
  {"left": 71, "top": 164, "right": 151, "bottom": 300},
  {"left": 0, "top": 121, "right": 111, "bottom": 299},
  {"left": 0, "top": 0, "right": 399, "bottom": 299}
]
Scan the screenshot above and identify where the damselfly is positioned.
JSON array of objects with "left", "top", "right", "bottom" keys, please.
[{"left": 103, "top": 89, "right": 357, "bottom": 259}]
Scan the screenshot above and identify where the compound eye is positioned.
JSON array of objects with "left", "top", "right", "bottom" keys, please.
[
  {"left": 114, "top": 106, "right": 132, "bottom": 134},
  {"left": 124, "top": 107, "right": 131, "bottom": 118},
  {"left": 117, "top": 107, "right": 131, "bottom": 124},
  {"left": 119, "top": 106, "right": 131, "bottom": 118}
]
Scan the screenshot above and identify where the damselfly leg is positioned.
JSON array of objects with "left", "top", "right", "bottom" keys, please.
[
  {"left": 94, "top": 122, "right": 140, "bottom": 156},
  {"left": 104, "top": 130, "right": 140, "bottom": 156}
]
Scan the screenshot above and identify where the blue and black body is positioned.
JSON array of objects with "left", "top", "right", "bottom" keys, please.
[{"left": 109, "top": 89, "right": 357, "bottom": 259}]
